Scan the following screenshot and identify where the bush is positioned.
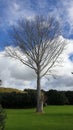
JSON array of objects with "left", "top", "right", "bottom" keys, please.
[
  {"left": 65, "top": 91, "right": 73, "bottom": 105},
  {"left": 46, "top": 90, "right": 69, "bottom": 105},
  {"left": 0, "top": 105, "right": 7, "bottom": 130}
]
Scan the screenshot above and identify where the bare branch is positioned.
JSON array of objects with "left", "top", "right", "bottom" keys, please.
[{"left": 5, "top": 15, "right": 66, "bottom": 112}]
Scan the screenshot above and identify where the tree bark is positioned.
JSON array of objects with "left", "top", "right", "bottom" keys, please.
[{"left": 36, "top": 70, "right": 43, "bottom": 113}]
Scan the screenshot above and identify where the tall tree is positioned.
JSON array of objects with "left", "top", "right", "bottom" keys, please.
[{"left": 5, "top": 16, "right": 66, "bottom": 112}]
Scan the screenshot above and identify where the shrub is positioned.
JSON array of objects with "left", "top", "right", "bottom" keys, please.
[
  {"left": 46, "top": 90, "right": 69, "bottom": 105},
  {"left": 0, "top": 105, "right": 7, "bottom": 130}
]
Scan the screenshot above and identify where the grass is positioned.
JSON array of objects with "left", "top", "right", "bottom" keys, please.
[
  {"left": 5, "top": 106, "right": 73, "bottom": 130},
  {"left": 0, "top": 87, "right": 24, "bottom": 93}
]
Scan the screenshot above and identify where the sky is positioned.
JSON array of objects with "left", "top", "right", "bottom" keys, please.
[{"left": 0, "top": 0, "right": 73, "bottom": 91}]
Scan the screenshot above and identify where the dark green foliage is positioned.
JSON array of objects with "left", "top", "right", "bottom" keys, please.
[
  {"left": 0, "top": 91, "right": 37, "bottom": 109},
  {"left": 65, "top": 91, "right": 73, "bottom": 105},
  {"left": 0, "top": 105, "right": 7, "bottom": 130},
  {"left": 0, "top": 89, "right": 73, "bottom": 108},
  {"left": 0, "top": 80, "right": 2, "bottom": 86},
  {"left": 24, "top": 89, "right": 37, "bottom": 107},
  {"left": 46, "top": 90, "right": 69, "bottom": 105}
]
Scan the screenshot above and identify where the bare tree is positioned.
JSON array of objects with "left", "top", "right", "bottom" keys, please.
[{"left": 5, "top": 16, "right": 66, "bottom": 112}]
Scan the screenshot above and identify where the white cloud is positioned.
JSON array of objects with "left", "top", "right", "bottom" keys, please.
[
  {"left": 0, "top": 0, "right": 73, "bottom": 90},
  {"left": 41, "top": 37, "right": 73, "bottom": 91},
  {"left": 62, "top": 0, "right": 73, "bottom": 22},
  {"left": 60, "top": 0, "right": 73, "bottom": 36},
  {"left": 0, "top": 37, "right": 73, "bottom": 91},
  {"left": 0, "top": 0, "right": 36, "bottom": 27},
  {"left": 1, "top": 0, "right": 73, "bottom": 38},
  {"left": 0, "top": 52, "right": 36, "bottom": 90}
]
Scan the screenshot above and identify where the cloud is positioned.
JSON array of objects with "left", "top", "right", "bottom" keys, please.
[
  {"left": 0, "top": 0, "right": 36, "bottom": 27},
  {"left": 41, "top": 77, "right": 73, "bottom": 91},
  {"left": 0, "top": 0, "right": 73, "bottom": 39},
  {"left": 0, "top": 52, "right": 36, "bottom": 90},
  {"left": 41, "top": 37, "right": 73, "bottom": 91},
  {"left": 0, "top": 37, "right": 73, "bottom": 91},
  {"left": 59, "top": 0, "right": 73, "bottom": 38},
  {"left": 0, "top": 0, "right": 73, "bottom": 90},
  {"left": 61, "top": 0, "right": 73, "bottom": 22}
]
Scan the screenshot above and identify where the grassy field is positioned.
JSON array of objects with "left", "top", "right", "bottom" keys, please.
[{"left": 5, "top": 106, "right": 73, "bottom": 130}]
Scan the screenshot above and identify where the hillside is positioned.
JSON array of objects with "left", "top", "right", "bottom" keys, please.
[{"left": 0, "top": 87, "right": 24, "bottom": 93}]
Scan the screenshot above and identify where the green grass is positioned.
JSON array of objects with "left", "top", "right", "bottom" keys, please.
[
  {"left": 5, "top": 106, "right": 73, "bottom": 130},
  {"left": 0, "top": 87, "right": 24, "bottom": 93}
]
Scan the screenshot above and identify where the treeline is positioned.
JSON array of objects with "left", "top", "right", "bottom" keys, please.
[
  {"left": 46, "top": 90, "right": 69, "bottom": 105},
  {"left": 0, "top": 89, "right": 73, "bottom": 108},
  {"left": 0, "top": 91, "right": 36, "bottom": 108}
]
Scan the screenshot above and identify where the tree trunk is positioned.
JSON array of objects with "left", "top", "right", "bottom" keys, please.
[{"left": 36, "top": 71, "right": 43, "bottom": 113}]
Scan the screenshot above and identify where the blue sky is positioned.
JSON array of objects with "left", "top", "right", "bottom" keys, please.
[
  {"left": 0, "top": 0, "right": 73, "bottom": 90},
  {"left": 0, "top": 0, "right": 73, "bottom": 45}
]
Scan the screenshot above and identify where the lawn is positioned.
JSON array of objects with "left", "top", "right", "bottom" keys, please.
[{"left": 5, "top": 106, "right": 73, "bottom": 130}]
